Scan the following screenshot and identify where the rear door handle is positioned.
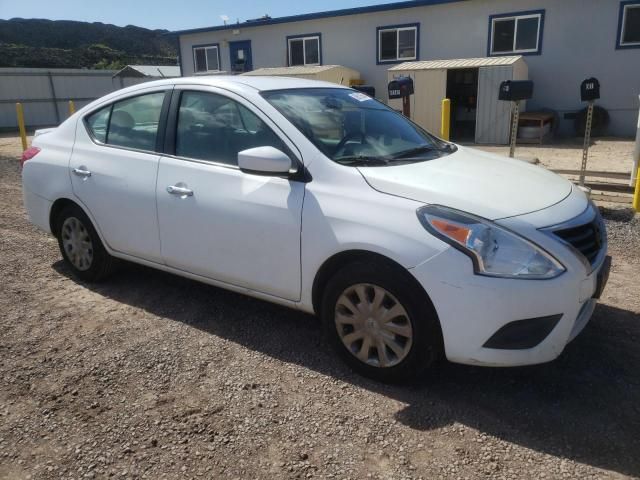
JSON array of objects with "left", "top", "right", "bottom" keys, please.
[
  {"left": 167, "top": 185, "right": 194, "bottom": 196},
  {"left": 72, "top": 167, "right": 91, "bottom": 177}
]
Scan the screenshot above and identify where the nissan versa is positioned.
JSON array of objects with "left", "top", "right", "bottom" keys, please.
[{"left": 21, "top": 77, "right": 610, "bottom": 382}]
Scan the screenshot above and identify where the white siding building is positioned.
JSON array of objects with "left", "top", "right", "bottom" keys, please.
[{"left": 171, "top": 0, "right": 640, "bottom": 137}]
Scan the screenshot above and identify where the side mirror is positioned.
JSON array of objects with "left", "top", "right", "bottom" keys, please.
[{"left": 237, "top": 146, "right": 293, "bottom": 175}]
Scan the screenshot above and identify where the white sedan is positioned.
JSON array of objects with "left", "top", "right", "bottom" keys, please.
[{"left": 21, "top": 76, "right": 610, "bottom": 382}]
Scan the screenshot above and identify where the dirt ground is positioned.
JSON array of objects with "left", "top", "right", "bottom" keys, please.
[
  {"left": 1, "top": 133, "right": 639, "bottom": 479},
  {"left": 474, "top": 137, "right": 636, "bottom": 175}
]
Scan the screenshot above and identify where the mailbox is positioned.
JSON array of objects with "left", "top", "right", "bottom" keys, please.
[
  {"left": 498, "top": 80, "right": 534, "bottom": 101},
  {"left": 352, "top": 85, "right": 376, "bottom": 97},
  {"left": 580, "top": 77, "right": 600, "bottom": 102},
  {"left": 388, "top": 77, "right": 414, "bottom": 100}
]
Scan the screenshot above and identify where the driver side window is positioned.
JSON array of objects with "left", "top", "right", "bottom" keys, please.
[{"left": 175, "top": 91, "right": 288, "bottom": 166}]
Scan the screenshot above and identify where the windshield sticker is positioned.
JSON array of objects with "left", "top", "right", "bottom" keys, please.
[{"left": 349, "top": 92, "right": 372, "bottom": 102}]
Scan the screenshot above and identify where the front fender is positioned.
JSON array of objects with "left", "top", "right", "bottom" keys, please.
[{"left": 299, "top": 180, "right": 447, "bottom": 312}]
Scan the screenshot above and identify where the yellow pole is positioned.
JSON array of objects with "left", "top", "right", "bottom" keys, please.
[
  {"left": 68, "top": 100, "right": 76, "bottom": 116},
  {"left": 16, "top": 103, "right": 27, "bottom": 152},
  {"left": 633, "top": 167, "right": 640, "bottom": 213},
  {"left": 441, "top": 98, "right": 451, "bottom": 141}
]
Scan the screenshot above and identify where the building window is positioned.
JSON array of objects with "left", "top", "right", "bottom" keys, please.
[
  {"left": 377, "top": 24, "right": 419, "bottom": 63},
  {"left": 287, "top": 34, "right": 321, "bottom": 66},
  {"left": 617, "top": 1, "right": 640, "bottom": 48},
  {"left": 488, "top": 10, "right": 544, "bottom": 56},
  {"left": 193, "top": 44, "right": 220, "bottom": 73}
]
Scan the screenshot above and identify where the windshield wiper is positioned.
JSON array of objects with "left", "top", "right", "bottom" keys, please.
[
  {"left": 334, "top": 156, "right": 389, "bottom": 166},
  {"left": 391, "top": 144, "right": 436, "bottom": 159},
  {"left": 391, "top": 142, "right": 457, "bottom": 160}
]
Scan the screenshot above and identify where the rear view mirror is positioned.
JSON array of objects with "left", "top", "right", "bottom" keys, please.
[{"left": 238, "top": 146, "right": 292, "bottom": 175}]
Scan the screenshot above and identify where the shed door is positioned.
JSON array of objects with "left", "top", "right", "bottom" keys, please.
[
  {"left": 475, "top": 66, "right": 513, "bottom": 144},
  {"left": 414, "top": 69, "right": 447, "bottom": 135}
]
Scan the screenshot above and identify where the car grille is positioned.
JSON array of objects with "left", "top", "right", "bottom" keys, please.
[{"left": 553, "top": 218, "right": 604, "bottom": 264}]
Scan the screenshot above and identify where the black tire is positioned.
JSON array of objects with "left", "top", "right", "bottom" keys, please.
[
  {"left": 321, "top": 260, "right": 443, "bottom": 383},
  {"left": 54, "top": 203, "right": 115, "bottom": 282}
]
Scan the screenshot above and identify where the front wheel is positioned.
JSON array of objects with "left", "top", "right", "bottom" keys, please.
[
  {"left": 321, "top": 261, "right": 443, "bottom": 383},
  {"left": 54, "top": 204, "right": 115, "bottom": 282}
]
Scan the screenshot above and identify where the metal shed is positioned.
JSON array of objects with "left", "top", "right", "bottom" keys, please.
[
  {"left": 242, "top": 65, "right": 360, "bottom": 86},
  {"left": 388, "top": 56, "right": 528, "bottom": 144},
  {"left": 113, "top": 65, "right": 181, "bottom": 79}
]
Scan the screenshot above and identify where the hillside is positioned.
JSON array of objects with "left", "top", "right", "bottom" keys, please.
[{"left": 0, "top": 18, "right": 178, "bottom": 69}]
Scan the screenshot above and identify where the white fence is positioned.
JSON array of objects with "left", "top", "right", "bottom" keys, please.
[{"left": 0, "top": 68, "right": 151, "bottom": 129}]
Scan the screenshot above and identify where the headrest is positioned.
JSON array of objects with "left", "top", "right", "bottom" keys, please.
[{"left": 111, "top": 110, "right": 135, "bottom": 130}]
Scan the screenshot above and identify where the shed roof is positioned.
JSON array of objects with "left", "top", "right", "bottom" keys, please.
[
  {"left": 388, "top": 56, "right": 523, "bottom": 71},
  {"left": 242, "top": 65, "right": 349, "bottom": 76},
  {"left": 113, "top": 65, "right": 181, "bottom": 78}
]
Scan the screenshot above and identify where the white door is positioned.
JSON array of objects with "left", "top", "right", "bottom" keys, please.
[
  {"left": 156, "top": 88, "right": 305, "bottom": 301},
  {"left": 413, "top": 69, "right": 447, "bottom": 135},
  {"left": 70, "top": 90, "right": 169, "bottom": 262},
  {"left": 475, "top": 66, "right": 513, "bottom": 144},
  {"left": 388, "top": 70, "right": 447, "bottom": 134}
]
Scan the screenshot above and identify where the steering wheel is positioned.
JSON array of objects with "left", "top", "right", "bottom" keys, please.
[{"left": 334, "top": 132, "right": 367, "bottom": 156}]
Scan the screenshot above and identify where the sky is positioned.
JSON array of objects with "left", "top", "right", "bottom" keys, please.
[{"left": 0, "top": 0, "right": 399, "bottom": 31}]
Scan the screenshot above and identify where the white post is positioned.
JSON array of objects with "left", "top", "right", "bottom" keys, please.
[{"left": 631, "top": 95, "right": 640, "bottom": 187}]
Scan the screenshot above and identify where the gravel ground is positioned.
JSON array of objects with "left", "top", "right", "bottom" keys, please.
[
  {"left": 604, "top": 207, "right": 640, "bottom": 250},
  {"left": 1, "top": 135, "right": 639, "bottom": 479}
]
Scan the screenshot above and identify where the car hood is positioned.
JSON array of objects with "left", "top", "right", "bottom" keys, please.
[{"left": 357, "top": 146, "right": 573, "bottom": 220}]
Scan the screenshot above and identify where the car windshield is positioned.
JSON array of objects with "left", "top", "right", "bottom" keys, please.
[{"left": 261, "top": 88, "right": 456, "bottom": 166}]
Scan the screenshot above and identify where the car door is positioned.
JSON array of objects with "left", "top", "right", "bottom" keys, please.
[
  {"left": 156, "top": 87, "right": 305, "bottom": 301},
  {"left": 70, "top": 89, "right": 171, "bottom": 263}
]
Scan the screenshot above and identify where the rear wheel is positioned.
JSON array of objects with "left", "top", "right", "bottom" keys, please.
[
  {"left": 321, "top": 260, "right": 442, "bottom": 383},
  {"left": 54, "top": 204, "right": 115, "bottom": 282}
]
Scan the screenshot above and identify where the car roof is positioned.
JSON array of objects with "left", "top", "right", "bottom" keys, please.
[
  {"left": 129, "top": 75, "right": 352, "bottom": 93},
  {"left": 75, "top": 75, "right": 354, "bottom": 118}
]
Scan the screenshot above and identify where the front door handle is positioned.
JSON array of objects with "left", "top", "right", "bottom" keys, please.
[
  {"left": 167, "top": 185, "right": 194, "bottom": 196},
  {"left": 72, "top": 167, "right": 91, "bottom": 178}
]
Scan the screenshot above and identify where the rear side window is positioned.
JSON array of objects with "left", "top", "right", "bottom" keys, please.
[
  {"left": 107, "top": 92, "right": 166, "bottom": 151},
  {"left": 86, "top": 106, "right": 110, "bottom": 143},
  {"left": 175, "top": 91, "right": 288, "bottom": 165},
  {"left": 85, "top": 91, "right": 166, "bottom": 152}
]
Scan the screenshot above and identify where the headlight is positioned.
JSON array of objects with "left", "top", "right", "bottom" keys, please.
[{"left": 417, "top": 205, "right": 565, "bottom": 279}]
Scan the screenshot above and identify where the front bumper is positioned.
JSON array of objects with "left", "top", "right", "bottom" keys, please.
[{"left": 409, "top": 247, "right": 609, "bottom": 367}]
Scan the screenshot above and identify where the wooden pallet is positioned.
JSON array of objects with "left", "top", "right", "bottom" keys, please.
[
  {"left": 550, "top": 169, "right": 634, "bottom": 204},
  {"left": 551, "top": 169, "right": 631, "bottom": 180},
  {"left": 589, "top": 192, "right": 632, "bottom": 204},
  {"left": 583, "top": 182, "right": 634, "bottom": 194}
]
